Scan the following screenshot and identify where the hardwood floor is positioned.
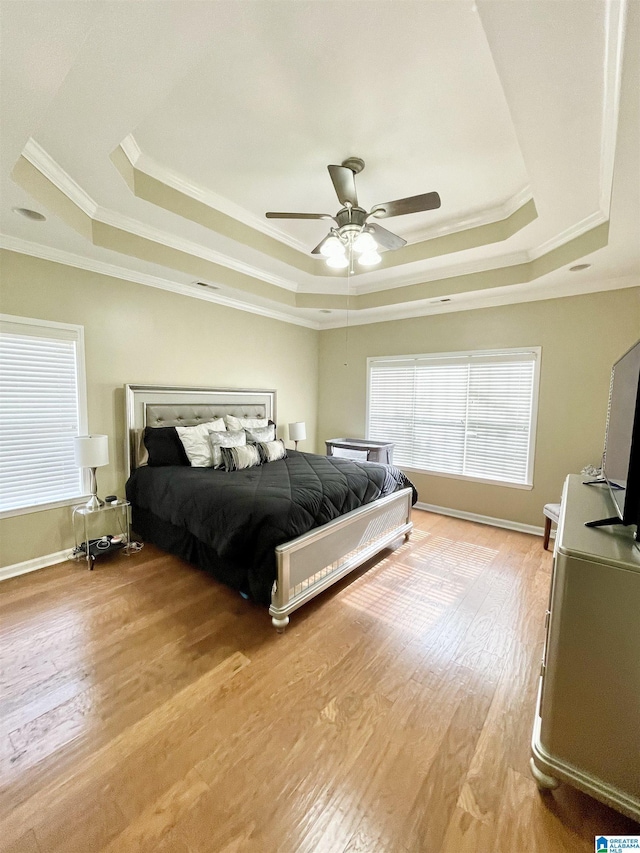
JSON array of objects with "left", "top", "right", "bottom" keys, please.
[{"left": 1, "top": 509, "right": 638, "bottom": 852}]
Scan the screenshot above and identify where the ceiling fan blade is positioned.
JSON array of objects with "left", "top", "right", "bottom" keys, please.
[
  {"left": 265, "top": 212, "right": 334, "bottom": 220},
  {"left": 328, "top": 165, "right": 359, "bottom": 207},
  {"left": 370, "top": 191, "right": 441, "bottom": 219},
  {"left": 367, "top": 223, "right": 407, "bottom": 251}
]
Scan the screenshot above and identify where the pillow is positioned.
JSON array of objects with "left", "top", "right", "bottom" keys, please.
[
  {"left": 221, "top": 443, "right": 262, "bottom": 472},
  {"left": 143, "top": 426, "right": 190, "bottom": 467},
  {"left": 245, "top": 424, "right": 276, "bottom": 443},
  {"left": 176, "top": 419, "right": 227, "bottom": 467},
  {"left": 133, "top": 428, "right": 149, "bottom": 467},
  {"left": 224, "top": 414, "right": 268, "bottom": 431},
  {"left": 257, "top": 439, "right": 287, "bottom": 464},
  {"left": 207, "top": 428, "right": 246, "bottom": 468}
]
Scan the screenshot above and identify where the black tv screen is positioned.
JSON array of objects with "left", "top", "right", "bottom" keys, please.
[{"left": 603, "top": 339, "right": 640, "bottom": 530}]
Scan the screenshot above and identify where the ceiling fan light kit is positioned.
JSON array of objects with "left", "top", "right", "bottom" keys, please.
[{"left": 266, "top": 158, "right": 441, "bottom": 271}]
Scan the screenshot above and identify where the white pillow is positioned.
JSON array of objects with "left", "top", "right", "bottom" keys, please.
[
  {"left": 207, "top": 428, "right": 246, "bottom": 468},
  {"left": 224, "top": 414, "right": 268, "bottom": 431},
  {"left": 176, "top": 419, "right": 226, "bottom": 467}
]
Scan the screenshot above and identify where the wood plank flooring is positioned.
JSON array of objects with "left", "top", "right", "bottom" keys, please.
[{"left": 1, "top": 509, "right": 638, "bottom": 852}]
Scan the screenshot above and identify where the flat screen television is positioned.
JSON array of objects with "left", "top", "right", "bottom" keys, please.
[{"left": 591, "top": 339, "right": 640, "bottom": 539}]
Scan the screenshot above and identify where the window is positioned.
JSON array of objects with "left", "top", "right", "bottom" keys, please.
[
  {"left": 0, "top": 314, "right": 87, "bottom": 516},
  {"left": 367, "top": 348, "right": 540, "bottom": 488}
]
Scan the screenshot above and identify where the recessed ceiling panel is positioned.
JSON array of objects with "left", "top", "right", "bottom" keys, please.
[{"left": 132, "top": 1, "right": 530, "bottom": 245}]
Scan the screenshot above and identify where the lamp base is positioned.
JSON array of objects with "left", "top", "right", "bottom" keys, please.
[{"left": 83, "top": 494, "right": 105, "bottom": 511}]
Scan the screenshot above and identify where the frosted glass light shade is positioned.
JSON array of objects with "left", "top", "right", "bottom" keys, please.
[
  {"left": 326, "top": 254, "right": 349, "bottom": 269},
  {"left": 74, "top": 434, "right": 109, "bottom": 468},
  {"left": 288, "top": 422, "right": 306, "bottom": 442},
  {"left": 358, "top": 250, "right": 382, "bottom": 267},
  {"left": 320, "top": 236, "right": 345, "bottom": 258},
  {"left": 352, "top": 231, "right": 377, "bottom": 254}
]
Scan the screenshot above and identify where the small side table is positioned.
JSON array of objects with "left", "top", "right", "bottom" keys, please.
[
  {"left": 325, "top": 438, "right": 395, "bottom": 464},
  {"left": 72, "top": 500, "right": 131, "bottom": 569}
]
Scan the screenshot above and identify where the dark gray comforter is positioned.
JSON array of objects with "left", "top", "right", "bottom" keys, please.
[{"left": 126, "top": 450, "right": 416, "bottom": 604}]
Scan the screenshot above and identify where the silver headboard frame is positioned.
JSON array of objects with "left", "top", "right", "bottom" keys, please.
[{"left": 124, "top": 384, "right": 277, "bottom": 475}]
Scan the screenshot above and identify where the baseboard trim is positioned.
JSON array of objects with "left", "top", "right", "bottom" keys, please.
[
  {"left": 414, "top": 501, "right": 552, "bottom": 539},
  {"left": 0, "top": 503, "right": 550, "bottom": 583},
  {"left": 0, "top": 549, "right": 70, "bottom": 583}
]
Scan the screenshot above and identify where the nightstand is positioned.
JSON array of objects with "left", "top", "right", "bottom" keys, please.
[{"left": 71, "top": 500, "right": 131, "bottom": 569}]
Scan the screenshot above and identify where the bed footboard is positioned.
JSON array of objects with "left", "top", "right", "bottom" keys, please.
[{"left": 270, "top": 487, "right": 413, "bottom": 632}]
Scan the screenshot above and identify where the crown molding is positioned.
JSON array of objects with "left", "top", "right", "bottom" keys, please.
[
  {"left": 119, "top": 134, "right": 309, "bottom": 254},
  {"left": 93, "top": 207, "right": 300, "bottom": 292},
  {"left": 352, "top": 208, "right": 608, "bottom": 295},
  {"left": 350, "top": 250, "right": 531, "bottom": 295},
  {"left": 21, "top": 140, "right": 301, "bottom": 293},
  {"left": 528, "top": 210, "right": 607, "bottom": 260},
  {"left": 599, "top": 0, "right": 627, "bottom": 216},
  {"left": 0, "top": 235, "right": 320, "bottom": 330},
  {"left": 402, "top": 184, "right": 533, "bottom": 244},
  {"left": 23, "top": 138, "right": 98, "bottom": 218},
  {"left": 318, "top": 273, "right": 640, "bottom": 329},
  {"left": 14, "top": 141, "right": 615, "bottom": 308},
  {"left": 122, "top": 134, "right": 537, "bottom": 252},
  {"left": 3, "top": 233, "right": 635, "bottom": 333}
]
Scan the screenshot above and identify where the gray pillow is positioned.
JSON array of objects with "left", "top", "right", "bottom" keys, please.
[
  {"left": 245, "top": 424, "right": 276, "bottom": 443},
  {"left": 208, "top": 428, "right": 246, "bottom": 468}
]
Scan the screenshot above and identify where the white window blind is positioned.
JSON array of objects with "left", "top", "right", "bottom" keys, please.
[
  {"left": 0, "top": 316, "right": 86, "bottom": 515},
  {"left": 368, "top": 349, "right": 539, "bottom": 486}
]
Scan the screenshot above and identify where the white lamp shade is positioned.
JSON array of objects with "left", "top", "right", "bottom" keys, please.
[
  {"left": 288, "top": 422, "right": 306, "bottom": 442},
  {"left": 74, "top": 434, "right": 109, "bottom": 468}
]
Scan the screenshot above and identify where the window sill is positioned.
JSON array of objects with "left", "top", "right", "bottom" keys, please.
[
  {"left": 0, "top": 495, "right": 87, "bottom": 520},
  {"left": 400, "top": 466, "right": 534, "bottom": 491}
]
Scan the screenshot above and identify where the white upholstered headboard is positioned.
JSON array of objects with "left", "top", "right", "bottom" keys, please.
[{"left": 124, "top": 384, "right": 277, "bottom": 475}]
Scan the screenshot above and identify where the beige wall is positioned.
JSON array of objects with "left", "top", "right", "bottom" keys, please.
[
  {"left": 1, "top": 245, "right": 638, "bottom": 567},
  {"left": 317, "top": 287, "right": 640, "bottom": 527},
  {"left": 0, "top": 250, "right": 319, "bottom": 567}
]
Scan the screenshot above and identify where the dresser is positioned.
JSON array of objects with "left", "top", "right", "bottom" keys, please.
[{"left": 530, "top": 474, "right": 640, "bottom": 821}]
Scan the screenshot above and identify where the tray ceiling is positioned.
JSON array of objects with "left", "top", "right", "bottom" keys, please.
[{"left": 0, "top": 0, "right": 638, "bottom": 329}]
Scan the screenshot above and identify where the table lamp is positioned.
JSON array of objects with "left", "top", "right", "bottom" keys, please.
[
  {"left": 288, "top": 422, "right": 306, "bottom": 451},
  {"left": 74, "top": 434, "right": 109, "bottom": 510}
]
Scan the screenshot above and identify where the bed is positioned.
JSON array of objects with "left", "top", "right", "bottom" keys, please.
[{"left": 124, "top": 384, "right": 415, "bottom": 631}]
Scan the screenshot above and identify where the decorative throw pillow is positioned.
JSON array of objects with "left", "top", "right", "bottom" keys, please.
[
  {"left": 207, "top": 428, "right": 246, "bottom": 468},
  {"left": 221, "top": 443, "right": 262, "bottom": 472},
  {"left": 224, "top": 414, "right": 268, "bottom": 431},
  {"left": 143, "top": 426, "right": 190, "bottom": 467},
  {"left": 176, "top": 419, "right": 227, "bottom": 467},
  {"left": 257, "top": 439, "right": 287, "bottom": 464},
  {"left": 134, "top": 429, "right": 149, "bottom": 467},
  {"left": 245, "top": 424, "right": 276, "bottom": 443}
]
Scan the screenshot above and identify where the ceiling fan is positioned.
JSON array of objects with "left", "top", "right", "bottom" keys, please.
[{"left": 266, "top": 157, "right": 441, "bottom": 269}]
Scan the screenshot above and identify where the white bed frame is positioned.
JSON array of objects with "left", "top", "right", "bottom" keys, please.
[{"left": 125, "top": 384, "right": 413, "bottom": 631}]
